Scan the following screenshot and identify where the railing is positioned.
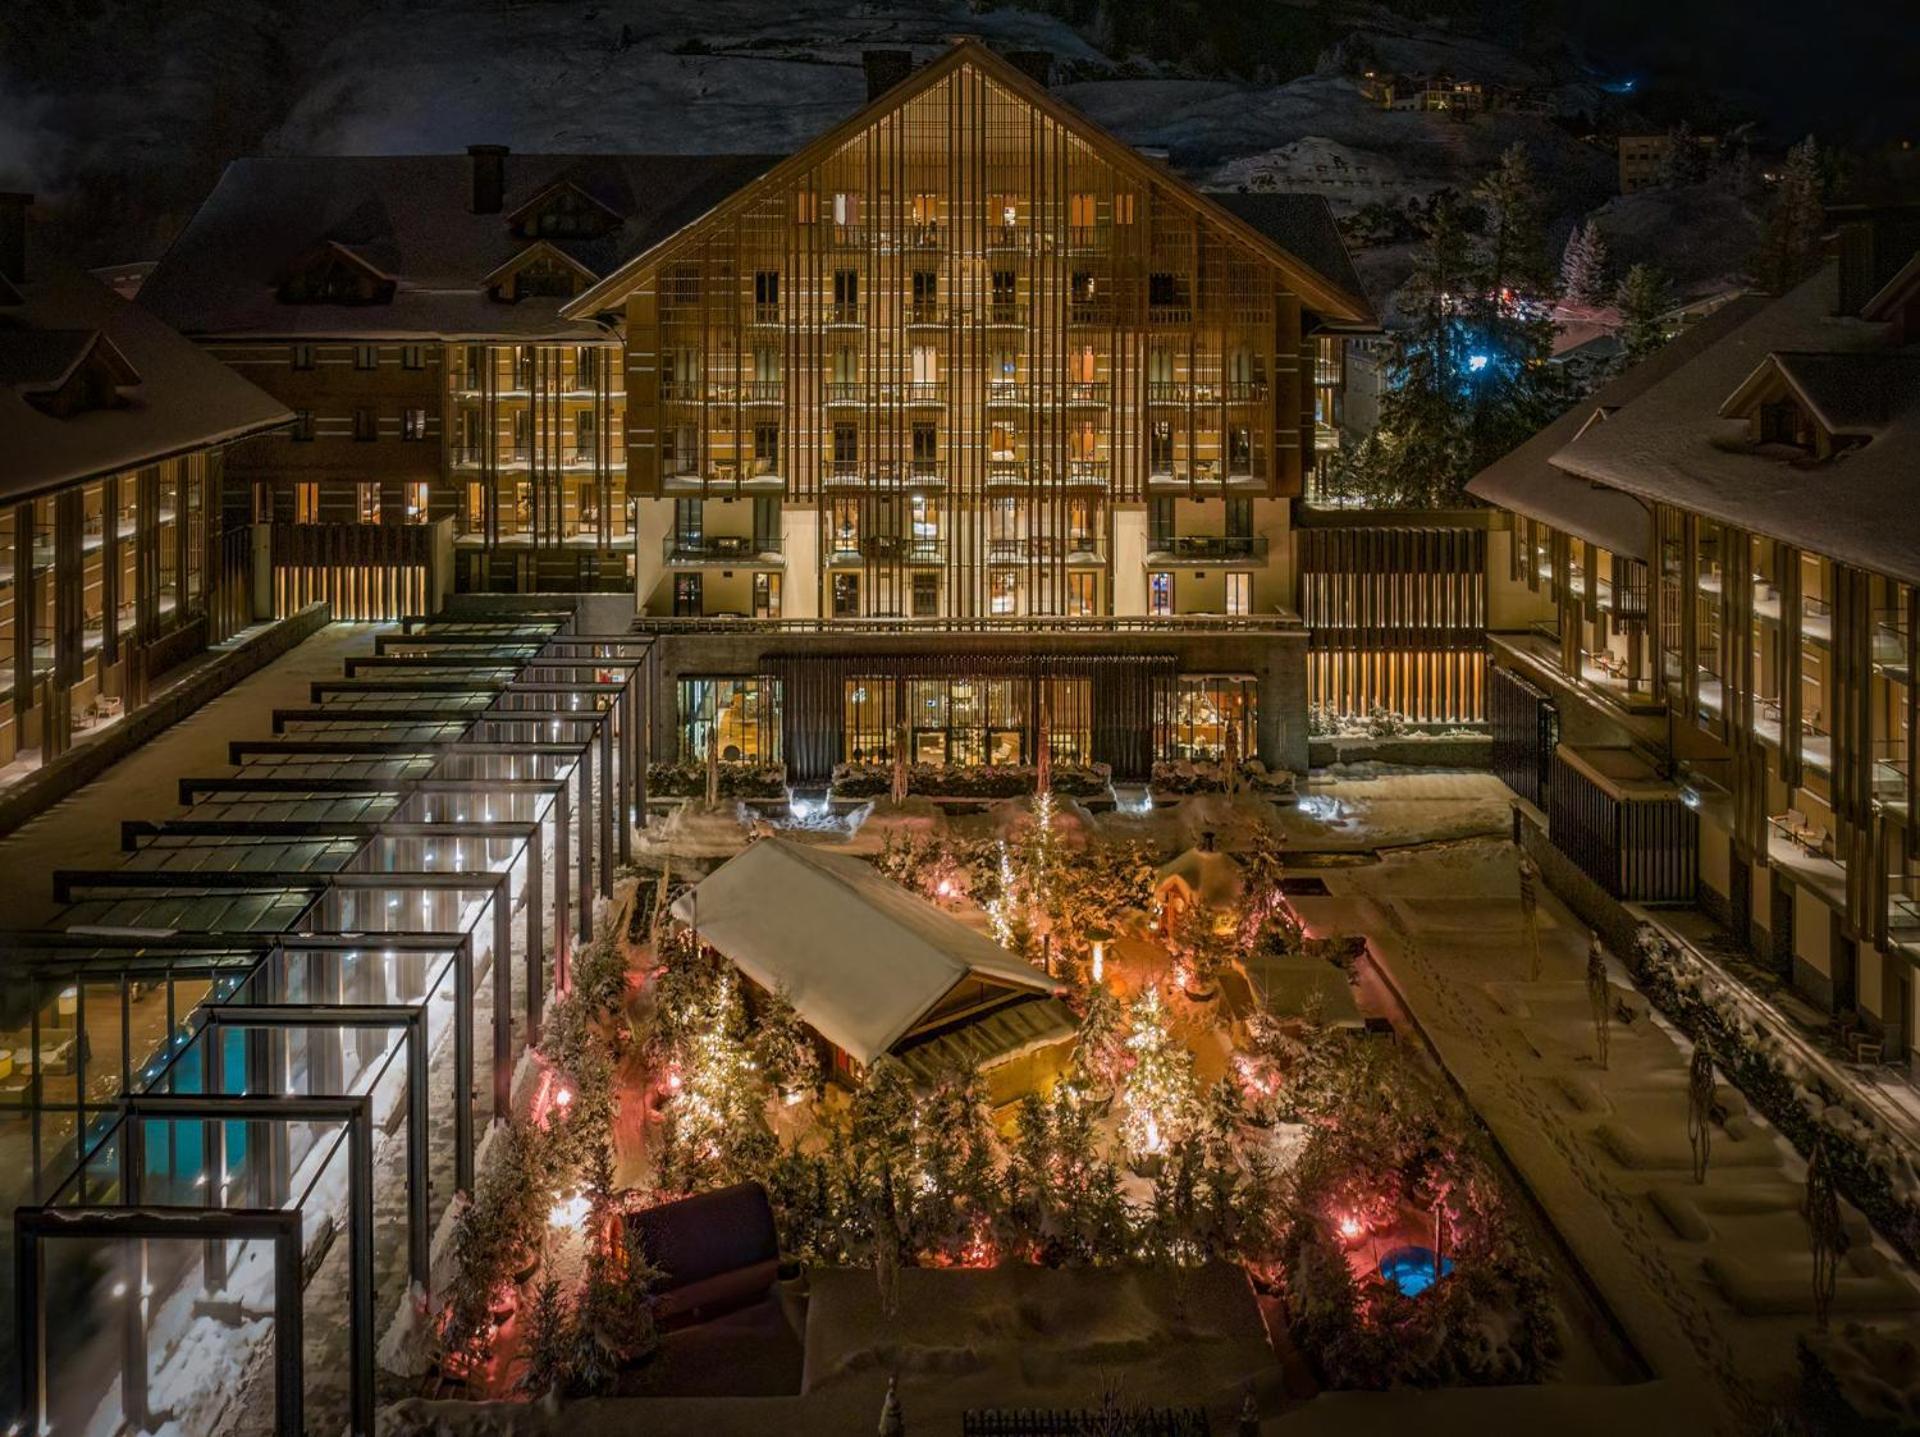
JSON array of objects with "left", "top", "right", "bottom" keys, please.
[
  {"left": 905, "top": 303, "right": 945, "bottom": 326},
  {"left": 986, "top": 462, "right": 1027, "bottom": 487},
  {"left": 1148, "top": 303, "right": 1193, "bottom": 324},
  {"left": 986, "top": 224, "right": 1026, "bottom": 252},
  {"left": 986, "top": 381, "right": 1027, "bottom": 406},
  {"left": 635, "top": 613, "right": 1304, "bottom": 635},
  {"left": 1063, "top": 381, "right": 1109, "bottom": 406},
  {"left": 902, "top": 382, "right": 947, "bottom": 406},
  {"left": 826, "top": 303, "right": 863, "bottom": 326},
  {"left": 1145, "top": 533, "right": 1269, "bottom": 562},
  {"left": 825, "top": 382, "right": 866, "bottom": 406},
  {"left": 1224, "top": 380, "right": 1269, "bottom": 403},
  {"left": 663, "top": 532, "right": 780, "bottom": 564},
  {"left": 1066, "top": 225, "right": 1107, "bottom": 252},
  {"left": 988, "top": 536, "right": 1105, "bottom": 564},
  {"left": 752, "top": 303, "right": 782, "bottom": 325},
  {"left": 824, "top": 461, "right": 866, "bottom": 487},
  {"left": 659, "top": 380, "right": 701, "bottom": 403},
  {"left": 843, "top": 535, "right": 946, "bottom": 563},
  {"left": 1064, "top": 461, "right": 1109, "bottom": 488},
  {"left": 829, "top": 224, "right": 867, "bottom": 249},
  {"left": 896, "top": 222, "right": 944, "bottom": 251},
  {"left": 986, "top": 303, "right": 1026, "bottom": 327},
  {"left": 741, "top": 380, "right": 783, "bottom": 404},
  {"left": 1146, "top": 382, "right": 1190, "bottom": 405},
  {"left": 1068, "top": 304, "right": 1112, "bottom": 326}
]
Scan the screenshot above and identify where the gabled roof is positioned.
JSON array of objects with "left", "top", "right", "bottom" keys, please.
[
  {"left": 0, "top": 239, "right": 291, "bottom": 502},
  {"left": 1719, "top": 350, "right": 1911, "bottom": 435},
  {"left": 478, "top": 239, "right": 601, "bottom": 292},
  {"left": 563, "top": 39, "right": 1373, "bottom": 327},
  {"left": 141, "top": 152, "right": 779, "bottom": 340},
  {"left": 1205, "top": 192, "right": 1373, "bottom": 332},
  {"left": 1467, "top": 294, "right": 1771, "bottom": 561},
  {"left": 1552, "top": 261, "right": 1920, "bottom": 587},
  {"left": 670, "top": 837, "right": 1057, "bottom": 1067},
  {"left": 506, "top": 176, "right": 624, "bottom": 231}
]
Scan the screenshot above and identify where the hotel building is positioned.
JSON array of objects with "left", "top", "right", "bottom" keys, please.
[
  {"left": 1472, "top": 205, "right": 1920, "bottom": 1058},
  {"left": 140, "top": 40, "right": 1378, "bottom": 781}
]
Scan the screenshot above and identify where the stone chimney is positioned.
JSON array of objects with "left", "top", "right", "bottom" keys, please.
[
  {"left": 1006, "top": 49, "right": 1052, "bottom": 87},
  {"left": 467, "top": 145, "right": 509, "bottom": 216},
  {"left": 0, "top": 192, "right": 31, "bottom": 285},
  {"left": 862, "top": 50, "right": 914, "bottom": 102}
]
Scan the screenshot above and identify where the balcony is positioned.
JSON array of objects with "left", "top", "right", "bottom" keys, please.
[
  {"left": 825, "top": 382, "right": 867, "bottom": 408},
  {"left": 1148, "top": 304, "right": 1194, "bottom": 325},
  {"left": 664, "top": 532, "right": 782, "bottom": 566},
  {"left": 986, "top": 462, "right": 1027, "bottom": 488},
  {"left": 1145, "top": 534, "right": 1269, "bottom": 564},
  {"left": 902, "top": 382, "right": 947, "bottom": 408},
  {"left": 562, "top": 446, "right": 626, "bottom": 469},
  {"left": 988, "top": 535, "right": 1105, "bottom": 564},
  {"left": 741, "top": 380, "right": 784, "bottom": 406},
  {"left": 986, "top": 224, "right": 1026, "bottom": 253},
  {"left": 828, "top": 224, "right": 867, "bottom": 250},
  {"left": 1224, "top": 380, "right": 1269, "bottom": 404},
  {"left": 1147, "top": 382, "right": 1191, "bottom": 406},
  {"left": 830, "top": 535, "right": 946, "bottom": 565},
  {"left": 1066, "top": 225, "right": 1109, "bottom": 254},
  {"left": 660, "top": 380, "right": 701, "bottom": 403},
  {"left": 823, "top": 460, "right": 867, "bottom": 488},
  {"left": 986, "top": 381, "right": 1027, "bottom": 407},
  {"left": 826, "top": 303, "right": 864, "bottom": 328},
  {"left": 905, "top": 303, "right": 946, "bottom": 327},
  {"left": 893, "top": 222, "right": 945, "bottom": 252},
  {"left": 986, "top": 303, "right": 1026, "bottom": 328},
  {"left": 752, "top": 303, "right": 782, "bottom": 326},
  {"left": 1063, "top": 460, "right": 1109, "bottom": 489},
  {"left": 1063, "top": 381, "right": 1109, "bottom": 407},
  {"left": 1875, "top": 608, "right": 1911, "bottom": 681},
  {"left": 1068, "top": 303, "right": 1112, "bottom": 327}
]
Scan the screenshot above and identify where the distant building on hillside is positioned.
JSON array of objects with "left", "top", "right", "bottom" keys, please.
[
  {"left": 1618, "top": 132, "right": 1721, "bottom": 194},
  {"left": 1358, "top": 70, "right": 1546, "bottom": 117}
]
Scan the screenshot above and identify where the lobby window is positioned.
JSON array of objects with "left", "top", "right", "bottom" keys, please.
[
  {"left": 402, "top": 407, "right": 428, "bottom": 440},
  {"left": 354, "top": 345, "right": 378, "bottom": 370},
  {"left": 753, "top": 572, "right": 782, "bottom": 619},
  {"left": 1164, "top": 675, "right": 1257, "bottom": 761},
  {"left": 1149, "top": 570, "right": 1172, "bottom": 616},
  {"left": 989, "top": 569, "right": 1016, "bottom": 615},
  {"left": 833, "top": 571, "right": 861, "bottom": 618},
  {"left": 677, "top": 676, "right": 780, "bottom": 763},
  {"left": 1226, "top": 572, "right": 1252, "bottom": 616},
  {"left": 354, "top": 408, "right": 377, "bottom": 441},
  {"left": 356, "top": 482, "right": 380, "bottom": 523},
  {"left": 912, "top": 571, "right": 939, "bottom": 617},
  {"left": 294, "top": 482, "right": 321, "bottom": 524},
  {"left": 404, "top": 482, "right": 430, "bottom": 523}
]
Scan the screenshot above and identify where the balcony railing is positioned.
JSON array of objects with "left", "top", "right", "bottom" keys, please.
[
  {"left": 825, "top": 381, "right": 866, "bottom": 407},
  {"left": 824, "top": 460, "right": 866, "bottom": 487},
  {"left": 1064, "top": 460, "right": 1109, "bottom": 488},
  {"left": 826, "top": 303, "right": 863, "bottom": 326},
  {"left": 1066, "top": 226, "right": 1108, "bottom": 253},
  {"left": 986, "top": 462, "right": 1027, "bottom": 487},
  {"left": 664, "top": 532, "right": 781, "bottom": 565},
  {"left": 836, "top": 535, "right": 946, "bottom": 564},
  {"left": 1148, "top": 303, "right": 1194, "bottom": 325},
  {"left": 905, "top": 303, "right": 946, "bottom": 327},
  {"left": 1224, "top": 380, "right": 1269, "bottom": 404},
  {"left": 902, "top": 382, "right": 947, "bottom": 407},
  {"left": 741, "top": 380, "right": 784, "bottom": 405},
  {"left": 1063, "top": 381, "right": 1109, "bottom": 407},
  {"left": 829, "top": 224, "right": 867, "bottom": 250},
  {"left": 1147, "top": 382, "right": 1190, "bottom": 405},
  {"left": 752, "top": 303, "right": 782, "bottom": 325},
  {"left": 986, "top": 303, "right": 1026, "bottom": 327},
  {"left": 986, "top": 381, "right": 1027, "bottom": 407},
  {"left": 660, "top": 380, "right": 701, "bottom": 403},
  {"left": 988, "top": 535, "right": 1105, "bottom": 564},
  {"left": 1069, "top": 304, "right": 1112, "bottom": 327},
  {"left": 986, "top": 224, "right": 1026, "bottom": 253},
  {"left": 895, "top": 222, "right": 945, "bottom": 252},
  {"left": 1145, "top": 533, "right": 1269, "bottom": 563}
]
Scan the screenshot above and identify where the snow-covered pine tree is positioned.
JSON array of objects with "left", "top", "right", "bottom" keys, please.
[
  {"left": 1559, "top": 219, "right": 1609, "bottom": 306},
  {"left": 1119, "top": 985, "right": 1196, "bottom": 1162}
]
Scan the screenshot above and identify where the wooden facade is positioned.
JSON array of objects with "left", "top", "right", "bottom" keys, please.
[{"left": 587, "top": 43, "right": 1366, "bottom": 622}]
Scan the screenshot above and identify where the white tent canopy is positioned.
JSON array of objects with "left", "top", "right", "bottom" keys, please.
[{"left": 670, "top": 839, "right": 1057, "bottom": 1066}]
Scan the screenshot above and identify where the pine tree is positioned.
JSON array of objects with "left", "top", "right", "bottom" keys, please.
[
  {"left": 1071, "top": 981, "right": 1129, "bottom": 1096},
  {"left": 1119, "top": 986, "right": 1197, "bottom": 1163},
  {"left": 1760, "top": 135, "right": 1827, "bottom": 293},
  {"left": 517, "top": 1277, "right": 575, "bottom": 1396},
  {"left": 1474, "top": 143, "right": 1551, "bottom": 310},
  {"left": 1616, "top": 263, "right": 1672, "bottom": 362},
  {"left": 1559, "top": 219, "right": 1609, "bottom": 307},
  {"left": 1656, "top": 121, "right": 1710, "bottom": 187},
  {"left": 751, "top": 982, "right": 818, "bottom": 1099}
]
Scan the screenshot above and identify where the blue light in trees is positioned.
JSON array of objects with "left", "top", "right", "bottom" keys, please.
[{"left": 1466, "top": 353, "right": 1491, "bottom": 374}]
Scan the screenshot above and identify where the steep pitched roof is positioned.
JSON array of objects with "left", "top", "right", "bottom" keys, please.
[
  {"left": 670, "top": 837, "right": 1057, "bottom": 1066},
  {"left": 140, "top": 152, "right": 779, "bottom": 340},
  {"left": 562, "top": 39, "right": 1374, "bottom": 327},
  {"left": 1206, "top": 192, "right": 1374, "bottom": 330},
  {"left": 1720, "top": 350, "right": 1916, "bottom": 435},
  {"left": 1553, "top": 261, "right": 1920, "bottom": 586},
  {"left": 1467, "top": 294, "right": 1771, "bottom": 561},
  {"left": 0, "top": 238, "right": 290, "bottom": 502}
]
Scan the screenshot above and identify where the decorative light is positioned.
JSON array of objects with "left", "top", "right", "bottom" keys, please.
[
  {"left": 553, "top": 1086, "right": 573, "bottom": 1110},
  {"left": 548, "top": 1193, "right": 591, "bottom": 1230},
  {"left": 1338, "top": 1214, "right": 1365, "bottom": 1243},
  {"left": 1466, "top": 353, "right": 1490, "bottom": 373}
]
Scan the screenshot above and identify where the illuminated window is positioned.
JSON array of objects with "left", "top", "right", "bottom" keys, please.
[
  {"left": 402, "top": 407, "right": 428, "bottom": 440},
  {"left": 911, "top": 345, "right": 938, "bottom": 384},
  {"left": 1068, "top": 572, "right": 1096, "bottom": 616},
  {"left": 1149, "top": 571, "right": 1172, "bottom": 616},
  {"left": 1226, "top": 572, "right": 1252, "bottom": 615},
  {"left": 356, "top": 482, "right": 380, "bottom": 523},
  {"left": 990, "top": 569, "right": 1016, "bottom": 615},
  {"left": 1114, "top": 192, "right": 1136, "bottom": 225},
  {"left": 466, "top": 482, "right": 486, "bottom": 530},
  {"left": 677, "top": 676, "right": 780, "bottom": 762},
  {"left": 911, "top": 192, "right": 939, "bottom": 224},
  {"left": 1163, "top": 675, "right": 1257, "bottom": 761},
  {"left": 1071, "top": 346, "right": 1096, "bottom": 383},
  {"left": 795, "top": 190, "right": 817, "bottom": 224},
  {"left": 833, "top": 571, "right": 861, "bottom": 618},
  {"left": 832, "top": 191, "right": 862, "bottom": 226},
  {"left": 1069, "top": 192, "right": 1097, "bottom": 228},
  {"left": 294, "top": 482, "right": 320, "bottom": 524},
  {"left": 753, "top": 572, "right": 782, "bottom": 619},
  {"left": 405, "top": 482, "right": 430, "bottom": 523}
]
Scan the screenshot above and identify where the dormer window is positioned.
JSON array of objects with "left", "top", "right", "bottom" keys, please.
[
  {"left": 8, "top": 330, "right": 140, "bottom": 419},
  {"left": 1720, "top": 351, "right": 1886, "bottom": 462},
  {"left": 1758, "top": 399, "right": 1813, "bottom": 450},
  {"left": 484, "top": 242, "right": 596, "bottom": 303},
  {"left": 278, "top": 242, "right": 395, "bottom": 306},
  {"left": 508, "top": 180, "right": 619, "bottom": 240}
]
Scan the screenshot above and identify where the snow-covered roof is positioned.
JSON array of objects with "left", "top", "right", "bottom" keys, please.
[
  {"left": 1467, "top": 293, "right": 1771, "bottom": 562},
  {"left": 670, "top": 838, "right": 1057, "bottom": 1066},
  {"left": 1154, "top": 848, "right": 1243, "bottom": 908},
  {"left": 140, "top": 152, "right": 779, "bottom": 340},
  {"left": 0, "top": 240, "right": 292, "bottom": 502},
  {"left": 1245, "top": 953, "right": 1363, "bottom": 1028},
  {"left": 1205, "top": 192, "right": 1374, "bottom": 331},
  {"left": 1551, "top": 261, "right": 1920, "bottom": 587}
]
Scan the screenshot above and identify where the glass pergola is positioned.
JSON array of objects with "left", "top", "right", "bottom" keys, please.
[{"left": 3, "top": 612, "right": 653, "bottom": 1436}]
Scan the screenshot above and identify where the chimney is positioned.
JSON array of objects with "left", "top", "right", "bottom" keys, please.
[
  {"left": 0, "top": 192, "right": 30, "bottom": 285},
  {"left": 467, "top": 145, "right": 508, "bottom": 215},
  {"left": 1006, "top": 49, "right": 1052, "bottom": 88},
  {"left": 862, "top": 50, "right": 914, "bottom": 102}
]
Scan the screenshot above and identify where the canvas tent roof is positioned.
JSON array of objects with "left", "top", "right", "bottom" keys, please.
[
  {"left": 1245, "top": 953, "right": 1364, "bottom": 1029},
  {"left": 1155, "top": 848, "right": 1244, "bottom": 908},
  {"left": 670, "top": 838, "right": 1057, "bottom": 1066}
]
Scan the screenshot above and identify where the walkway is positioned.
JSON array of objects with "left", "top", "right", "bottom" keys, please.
[{"left": 1303, "top": 837, "right": 1920, "bottom": 1435}]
